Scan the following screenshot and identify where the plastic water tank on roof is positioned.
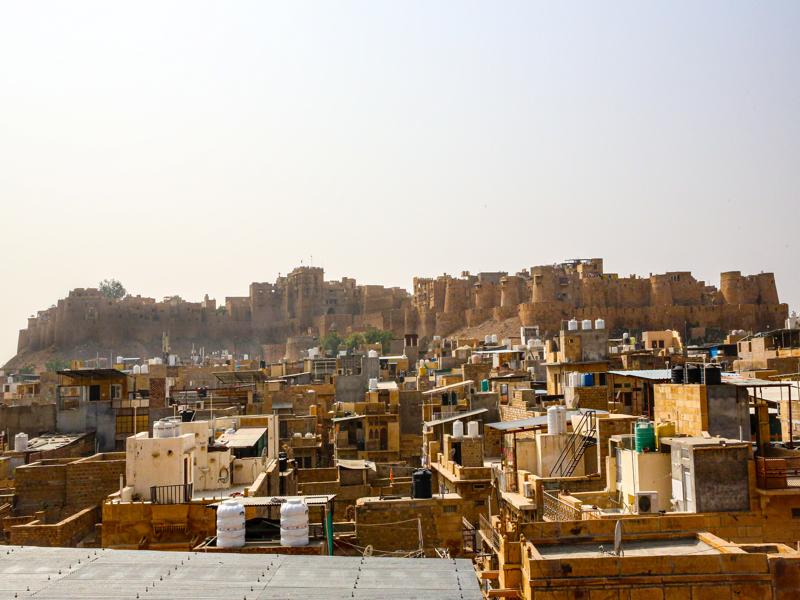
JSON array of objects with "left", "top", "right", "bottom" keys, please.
[
  {"left": 568, "top": 318, "right": 579, "bottom": 331},
  {"left": 280, "top": 498, "right": 309, "bottom": 547},
  {"left": 14, "top": 432, "right": 28, "bottom": 452},
  {"left": 594, "top": 318, "right": 605, "bottom": 330}
]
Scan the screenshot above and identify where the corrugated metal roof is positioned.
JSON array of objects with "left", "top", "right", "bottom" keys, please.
[
  {"left": 208, "top": 494, "right": 336, "bottom": 507},
  {"left": 486, "top": 409, "right": 608, "bottom": 432},
  {"left": 423, "top": 408, "right": 488, "bottom": 428},
  {"left": 217, "top": 427, "right": 266, "bottom": 448},
  {"left": 608, "top": 369, "right": 672, "bottom": 381},
  {"left": 422, "top": 380, "right": 475, "bottom": 396}
]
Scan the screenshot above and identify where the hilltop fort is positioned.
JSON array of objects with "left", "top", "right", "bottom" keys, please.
[{"left": 9, "top": 258, "right": 787, "bottom": 366}]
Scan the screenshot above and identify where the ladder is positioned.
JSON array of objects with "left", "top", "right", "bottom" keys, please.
[{"left": 549, "top": 410, "right": 597, "bottom": 478}]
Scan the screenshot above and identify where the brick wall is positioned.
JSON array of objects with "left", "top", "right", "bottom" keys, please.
[
  {"left": 65, "top": 454, "right": 126, "bottom": 510},
  {"left": 14, "top": 453, "right": 125, "bottom": 521},
  {"left": 9, "top": 505, "right": 99, "bottom": 547},
  {"left": 355, "top": 494, "right": 470, "bottom": 556}
]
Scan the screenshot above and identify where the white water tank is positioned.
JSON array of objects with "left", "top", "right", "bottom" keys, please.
[
  {"left": 140, "top": 363, "right": 149, "bottom": 374},
  {"left": 14, "top": 432, "right": 28, "bottom": 452},
  {"left": 168, "top": 354, "right": 177, "bottom": 367},
  {"left": 491, "top": 334, "right": 498, "bottom": 344},
  {"left": 557, "top": 406, "right": 568, "bottom": 433},
  {"left": 368, "top": 349, "right": 379, "bottom": 358},
  {"left": 153, "top": 420, "right": 176, "bottom": 439},
  {"left": 216, "top": 499, "right": 245, "bottom": 549},
  {"left": 452, "top": 420, "right": 465, "bottom": 438},
  {"left": 116, "top": 356, "right": 124, "bottom": 365},
  {"left": 547, "top": 406, "right": 561, "bottom": 435},
  {"left": 470, "top": 354, "right": 480, "bottom": 364},
  {"left": 368, "top": 378, "right": 378, "bottom": 391},
  {"left": 581, "top": 319, "right": 592, "bottom": 330},
  {"left": 484, "top": 335, "right": 492, "bottom": 345},
  {"left": 568, "top": 318, "right": 579, "bottom": 331},
  {"left": 467, "top": 420, "right": 480, "bottom": 438},
  {"left": 280, "top": 498, "right": 309, "bottom": 547},
  {"left": 304, "top": 432, "right": 315, "bottom": 439},
  {"left": 595, "top": 318, "right": 605, "bottom": 330},
  {"left": 133, "top": 365, "right": 141, "bottom": 375}
]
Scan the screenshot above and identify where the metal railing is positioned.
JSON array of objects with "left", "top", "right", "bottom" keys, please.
[
  {"left": 542, "top": 489, "right": 582, "bottom": 522},
  {"left": 756, "top": 456, "right": 800, "bottom": 489},
  {"left": 150, "top": 483, "right": 193, "bottom": 504},
  {"left": 479, "top": 513, "right": 501, "bottom": 552},
  {"left": 462, "top": 517, "right": 477, "bottom": 554}
]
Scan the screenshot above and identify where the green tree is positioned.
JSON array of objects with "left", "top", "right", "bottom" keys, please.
[
  {"left": 364, "top": 327, "right": 393, "bottom": 354},
  {"left": 320, "top": 331, "right": 343, "bottom": 356},
  {"left": 18, "top": 364, "right": 36, "bottom": 375},
  {"left": 99, "top": 278, "right": 126, "bottom": 300},
  {"left": 45, "top": 359, "right": 70, "bottom": 373},
  {"left": 344, "top": 332, "right": 365, "bottom": 351}
]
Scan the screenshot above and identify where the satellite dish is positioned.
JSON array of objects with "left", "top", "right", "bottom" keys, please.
[
  {"left": 363, "top": 544, "right": 373, "bottom": 557},
  {"left": 614, "top": 520, "right": 624, "bottom": 557}
]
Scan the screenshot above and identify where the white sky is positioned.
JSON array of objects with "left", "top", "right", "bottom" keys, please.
[{"left": 1, "top": 1, "right": 798, "bottom": 364}]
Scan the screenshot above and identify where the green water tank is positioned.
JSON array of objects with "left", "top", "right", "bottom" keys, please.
[
  {"left": 635, "top": 420, "right": 656, "bottom": 453},
  {"left": 480, "top": 379, "right": 490, "bottom": 392}
]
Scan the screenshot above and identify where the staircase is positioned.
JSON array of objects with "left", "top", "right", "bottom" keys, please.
[{"left": 549, "top": 410, "right": 597, "bottom": 478}]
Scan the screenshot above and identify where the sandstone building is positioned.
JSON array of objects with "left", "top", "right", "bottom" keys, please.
[{"left": 12, "top": 259, "right": 787, "bottom": 366}]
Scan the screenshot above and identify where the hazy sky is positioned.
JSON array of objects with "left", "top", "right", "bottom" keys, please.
[{"left": 1, "top": 1, "right": 798, "bottom": 364}]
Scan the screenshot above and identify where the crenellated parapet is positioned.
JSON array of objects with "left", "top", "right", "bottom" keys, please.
[{"left": 12, "top": 260, "right": 788, "bottom": 362}]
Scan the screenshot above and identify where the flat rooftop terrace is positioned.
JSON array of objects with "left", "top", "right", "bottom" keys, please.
[
  {"left": 536, "top": 537, "right": 718, "bottom": 559},
  {"left": 0, "top": 546, "right": 481, "bottom": 600}
]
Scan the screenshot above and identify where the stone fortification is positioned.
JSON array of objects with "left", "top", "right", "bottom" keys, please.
[{"left": 12, "top": 260, "right": 787, "bottom": 363}]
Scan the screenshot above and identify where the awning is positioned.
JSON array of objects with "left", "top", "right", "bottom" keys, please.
[
  {"left": 217, "top": 427, "right": 267, "bottom": 448},
  {"left": 337, "top": 459, "right": 376, "bottom": 471},
  {"left": 213, "top": 370, "right": 267, "bottom": 385},
  {"left": 423, "top": 408, "right": 488, "bottom": 428},
  {"left": 486, "top": 409, "right": 607, "bottom": 434},
  {"left": 422, "top": 380, "right": 475, "bottom": 396}
]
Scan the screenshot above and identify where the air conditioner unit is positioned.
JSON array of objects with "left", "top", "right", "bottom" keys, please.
[
  {"left": 522, "top": 481, "right": 534, "bottom": 498},
  {"left": 634, "top": 491, "right": 659, "bottom": 514}
]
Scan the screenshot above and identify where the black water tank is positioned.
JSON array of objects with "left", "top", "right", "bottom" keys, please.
[
  {"left": 180, "top": 409, "right": 195, "bottom": 422},
  {"left": 686, "top": 364, "right": 702, "bottom": 384},
  {"left": 412, "top": 469, "right": 432, "bottom": 499},
  {"left": 671, "top": 366, "right": 684, "bottom": 384},
  {"left": 704, "top": 365, "right": 722, "bottom": 385},
  {"left": 278, "top": 451, "right": 288, "bottom": 472}
]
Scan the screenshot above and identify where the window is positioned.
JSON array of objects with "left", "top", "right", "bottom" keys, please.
[
  {"left": 111, "top": 384, "right": 122, "bottom": 400},
  {"left": 792, "top": 508, "right": 800, "bottom": 519},
  {"left": 443, "top": 505, "right": 457, "bottom": 513}
]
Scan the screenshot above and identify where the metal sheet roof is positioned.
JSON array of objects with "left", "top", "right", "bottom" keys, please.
[
  {"left": 332, "top": 414, "right": 367, "bottom": 423},
  {"left": 208, "top": 494, "right": 336, "bottom": 507},
  {"left": 423, "top": 408, "right": 488, "bottom": 428},
  {"left": 57, "top": 368, "right": 126, "bottom": 379},
  {"left": 217, "top": 427, "right": 267, "bottom": 448},
  {"left": 422, "top": 380, "right": 475, "bottom": 396},
  {"left": 213, "top": 370, "right": 267, "bottom": 384},
  {"left": 486, "top": 409, "right": 608, "bottom": 432},
  {"left": 0, "top": 546, "right": 481, "bottom": 599},
  {"left": 337, "top": 459, "right": 376, "bottom": 471},
  {"left": 608, "top": 369, "right": 672, "bottom": 381}
]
